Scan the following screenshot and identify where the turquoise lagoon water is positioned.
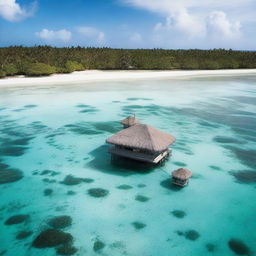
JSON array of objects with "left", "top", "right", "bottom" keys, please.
[{"left": 0, "top": 75, "right": 255, "bottom": 256}]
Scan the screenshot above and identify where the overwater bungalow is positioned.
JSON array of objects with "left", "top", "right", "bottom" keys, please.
[
  {"left": 106, "top": 124, "right": 176, "bottom": 164},
  {"left": 120, "top": 115, "right": 140, "bottom": 128},
  {"left": 172, "top": 168, "right": 192, "bottom": 187}
]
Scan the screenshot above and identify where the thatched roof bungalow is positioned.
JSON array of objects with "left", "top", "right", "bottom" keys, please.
[
  {"left": 172, "top": 168, "right": 192, "bottom": 186},
  {"left": 106, "top": 124, "right": 176, "bottom": 164},
  {"left": 120, "top": 116, "right": 140, "bottom": 128}
]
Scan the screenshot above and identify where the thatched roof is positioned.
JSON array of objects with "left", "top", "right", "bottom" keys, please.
[
  {"left": 106, "top": 124, "right": 176, "bottom": 152},
  {"left": 172, "top": 168, "right": 192, "bottom": 180},
  {"left": 120, "top": 116, "right": 140, "bottom": 126}
]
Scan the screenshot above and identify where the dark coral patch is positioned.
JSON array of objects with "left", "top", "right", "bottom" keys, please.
[
  {"left": 184, "top": 230, "right": 200, "bottom": 241},
  {"left": 135, "top": 195, "right": 150, "bottom": 202},
  {"left": 42, "top": 178, "right": 56, "bottom": 183},
  {"left": 132, "top": 221, "right": 146, "bottom": 230},
  {"left": 30, "top": 121, "right": 48, "bottom": 130},
  {"left": 93, "top": 240, "right": 105, "bottom": 252},
  {"left": 191, "top": 173, "right": 203, "bottom": 179},
  {"left": 137, "top": 183, "right": 146, "bottom": 188},
  {"left": 122, "top": 104, "right": 164, "bottom": 117},
  {"left": 0, "top": 135, "right": 34, "bottom": 157},
  {"left": 10, "top": 137, "right": 34, "bottom": 146},
  {"left": 228, "top": 239, "right": 251, "bottom": 255},
  {"left": 88, "top": 188, "right": 109, "bottom": 198},
  {"left": 67, "top": 190, "right": 76, "bottom": 196},
  {"left": 173, "top": 161, "right": 187, "bottom": 167},
  {"left": 91, "top": 121, "right": 121, "bottom": 133},
  {"left": 76, "top": 104, "right": 98, "bottom": 113},
  {"left": 4, "top": 214, "right": 29, "bottom": 225},
  {"left": 16, "top": 231, "right": 33, "bottom": 240},
  {"left": 61, "top": 175, "right": 88, "bottom": 185},
  {"left": 24, "top": 104, "right": 37, "bottom": 108},
  {"left": 0, "top": 168, "right": 23, "bottom": 184},
  {"left": 83, "top": 178, "right": 94, "bottom": 183},
  {"left": 76, "top": 104, "right": 91, "bottom": 108},
  {"left": 116, "top": 184, "right": 133, "bottom": 190},
  {"left": 224, "top": 146, "right": 256, "bottom": 169},
  {"left": 56, "top": 245, "right": 78, "bottom": 255},
  {"left": 0, "top": 146, "right": 28, "bottom": 157},
  {"left": 79, "top": 109, "right": 98, "bottom": 114},
  {"left": 122, "top": 104, "right": 145, "bottom": 110},
  {"left": 171, "top": 210, "right": 186, "bottom": 218},
  {"left": 173, "top": 146, "right": 194, "bottom": 155},
  {"left": 13, "top": 108, "right": 24, "bottom": 112},
  {"left": 230, "top": 170, "right": 256, "bottom": 183},
  {"left": 176, "top": 229, "right": 200, "bottom": 241},
  {"left": 45, "top": 132, "right": 65, "bottom": 139},
  {"left": 44, "top": 188, "right": 53, "bottom": 196},
  {"left": 198, "top": 121, "right": 220, "bottom": 128},
  {"left": 32, "top": 229, "right": 73, "bottom": 248},
  {"left": 206, "top": 243, "right": 216, "bottom": 252},
  {"left": 122, "top": 103, "right": 175, "bottom": 117},
  {"left": 40, "top": 170, "right": 60, "bottom": 176},
  {"left": 48, "top": 216, "right": 72, "bottom": 229},
  {"left": 109, "top": 241, "right": 126, "bottom": 250},
  {"left": 126, "top": 97, "right": 153, "bottom": 101},
  {"left": 65, "top": 122, "right": 103, "bottom": 135},
  {"left": 175, "top": 230, "right": 184, "bottom": 236},
  {"left": 0, "top": 161, "right": 9, "bottom": 169},
  {"left": 213, "top": 136, "right": 242, "bottom": 144},
  {"left": 209, "top": 165, "right": 221, "bottom": 171}
]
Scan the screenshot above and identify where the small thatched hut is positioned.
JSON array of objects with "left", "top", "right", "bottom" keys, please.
[
  {"left": 106, "top": 124, "right": 176, "bottom": 164},
  {"left": 120, "top": 116, "right": 140, "bottom": 128},
  {"left": 172, "top": 168, "right": 192, "bottom": 186}
]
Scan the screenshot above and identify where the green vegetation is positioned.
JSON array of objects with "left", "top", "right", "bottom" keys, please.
[
  {"left": 65, "top": 61, "right": 84, "bottom": 72},
  {"left": 0, "top": 46, "right": 256, "bottom": 78},
  {"left": 0, "top": 70, "right": 6, "bottom": 78},
  {"left": 3, "top": 64, "right": 18, "bottom": 75},
  {"left": 24, "top": 63, "right": 56, "bottom": 76}
]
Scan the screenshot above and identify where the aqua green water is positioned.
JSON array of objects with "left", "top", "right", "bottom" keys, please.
[{"left": 0, "top": 75, "right": 255, "bottom": 256}]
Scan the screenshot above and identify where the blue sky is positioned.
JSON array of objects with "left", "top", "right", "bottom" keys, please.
[{"left": 0, "top": 0, "right": 255, "bottom": 49}]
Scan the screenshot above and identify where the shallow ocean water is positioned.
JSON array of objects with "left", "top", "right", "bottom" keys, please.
[{"left": 0, "top": 75, "right": 255, "bottom": 256}]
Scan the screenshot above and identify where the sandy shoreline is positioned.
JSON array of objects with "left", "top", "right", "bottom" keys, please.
[{"left": 0, "top": 69, "right": 256, "bottom": 88}]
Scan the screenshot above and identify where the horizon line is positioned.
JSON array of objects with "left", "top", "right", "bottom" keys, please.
[{"left": 1, "top": 45, "right": 255, "bottom": 52}]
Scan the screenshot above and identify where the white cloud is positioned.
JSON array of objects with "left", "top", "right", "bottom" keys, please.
[
  {"left": 122, "top": 0, "right": 245, "bottom": 48},
  {"left": 154, "top": 9, "right": 205, "bottom": 38},
  {"left": 130, "top": 32, "right": 142, "bottom": 42},
  {"left": 76, "top": 26, "right": 105, "bottom": 44},
  {"left": 0, "top": 0, "right": 36, "bottom": 22},
  {"left": 36, "top": 29, "right": 72, "bottom": 42},
  {"left": 153, "top": 10, "right": 240, "bottom": 39},
  {"left": 122, "top": 0, "right": 254, "bottom": 17},
  {"left": 207, "top": 11, "right": 241, "bottom": 38}
]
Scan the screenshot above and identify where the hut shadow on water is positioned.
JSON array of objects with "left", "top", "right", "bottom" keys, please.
[
  {"left": 160, "top": 178, "right": 184, "bottom": 191},
  {"left": 87, "top": 145, "right": 156, "bottom": 176}
]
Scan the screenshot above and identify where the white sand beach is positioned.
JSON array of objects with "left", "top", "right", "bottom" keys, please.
[{"left": 0, "top": 69, "right": 256, "bottom": 88}]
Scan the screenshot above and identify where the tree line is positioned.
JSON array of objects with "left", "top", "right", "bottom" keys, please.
[{"left": 0, "top": 46, "right": 255, "bottom": 77}]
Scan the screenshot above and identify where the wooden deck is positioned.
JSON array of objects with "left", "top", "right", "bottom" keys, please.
[{"left": 109, "top": 146, "right": 169, "bottom": 164}]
